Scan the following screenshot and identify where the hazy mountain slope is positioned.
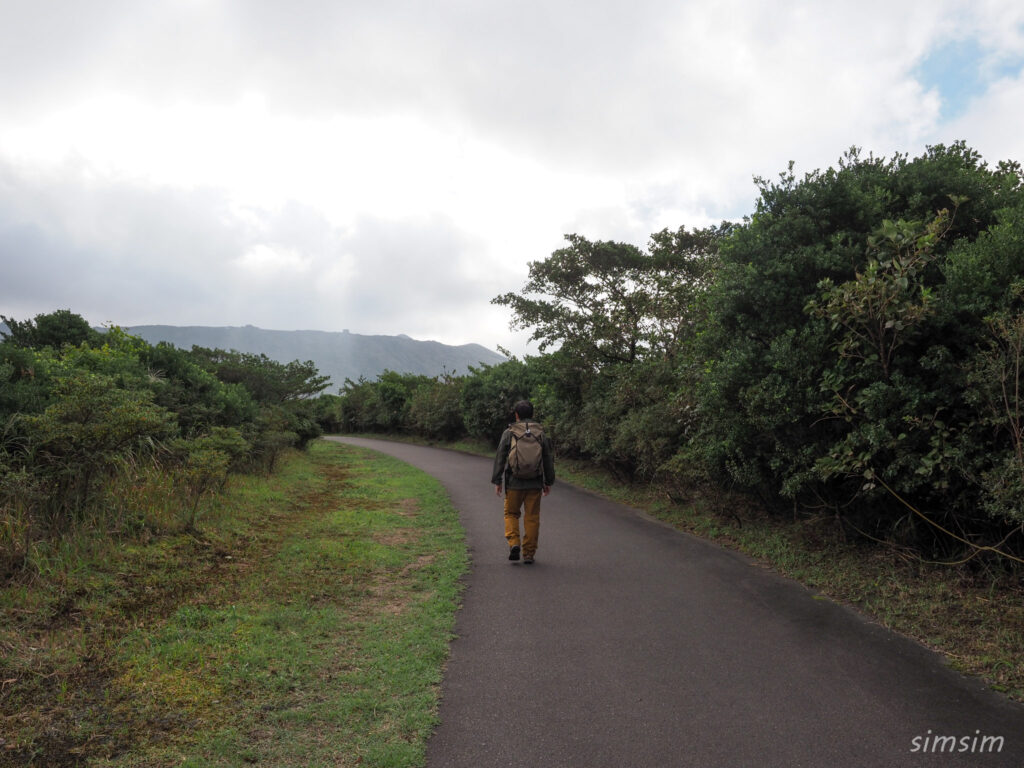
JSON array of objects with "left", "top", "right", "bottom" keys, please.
[{"left": 124, "top": 325, "right": 506, "bottom": 392}]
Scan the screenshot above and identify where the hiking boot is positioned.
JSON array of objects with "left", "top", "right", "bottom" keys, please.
[
  {"left": 508, "top": 545, "right": 520, "bottom": 561},
  {"left": 523, "top": 554, "right": 534, "bottom": 564}
]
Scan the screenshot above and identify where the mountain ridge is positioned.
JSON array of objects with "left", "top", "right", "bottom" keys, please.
[{"left": 123, "top": 324, "right": 507, "bottom": 393}]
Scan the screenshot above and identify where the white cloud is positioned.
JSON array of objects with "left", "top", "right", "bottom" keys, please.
[
  {"left": 939, "top": 71, "right": 1024, "bottom": 165},
  {"left": 1, "top": 0, "right": 1022, "bottom": 357},
  {"left": 0, "top": 159, "right": 524, "bottom": 350}
]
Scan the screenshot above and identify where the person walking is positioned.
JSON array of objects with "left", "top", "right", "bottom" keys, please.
[{"left": 492, "top": 400, "right": 555, "bottom": 564}]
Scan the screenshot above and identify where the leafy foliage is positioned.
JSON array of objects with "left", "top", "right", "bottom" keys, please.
[
  {"left": 0, "top": 312, "right": 333, "bottom": 567},
  {"left": 21, "top": 371, "right": 177, "bottom": 526},
  {"left": 140, "top": 342, "right": 258, "bottom": 433},
  {"left": 173, "top": 443, "right": 231, "bottom": 531},
  {"left": 699, "top": 143, "right": 1024, "bottom": 557},
  {"left": 1, "top": 309, "right": 103, "bottom": 349},
  {"left": 188, "top": 347, "right": 331, "bottom": 404},
  {"left": 408, "top": 373, "right": 466, "bottom": 441},
  {"left": 459, "top": 360, "right": 536, "bottom": 443},
  {"left": 493, "top": 226, "right": 728, "bottom": 366}
]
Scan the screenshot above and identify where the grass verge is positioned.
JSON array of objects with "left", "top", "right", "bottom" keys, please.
[{"left": 0, "top": 440, "right": 467, "bottom": 767}]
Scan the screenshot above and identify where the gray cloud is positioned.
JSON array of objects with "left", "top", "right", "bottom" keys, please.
[
  {"left": 339, "top": 212, "right": 494, "bottom": 324},
  {"left": 1, "top": 0, "right": 1022, "bottom": 355},
  {"left": 0, "top": 162, "right": 242, "bottom": 321},
  {"left": 0, "top": 1, "right": 974, "bottom": 172},
  {"left": 0, "top": 160, "right": 507, "bottom": 345}
]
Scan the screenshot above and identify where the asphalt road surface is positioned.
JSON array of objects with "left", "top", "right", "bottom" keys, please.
[{"left": 327, "top": 437, "right": 1024, "bottom": 767}]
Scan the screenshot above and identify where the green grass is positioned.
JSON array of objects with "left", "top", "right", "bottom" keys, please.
[{"left": 0, "top": 440, "right": 467, "bottom": 767}]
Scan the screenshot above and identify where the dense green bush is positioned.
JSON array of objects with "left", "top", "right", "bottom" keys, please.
[
  {"left": 0, "top": 344, "right": 57, "bottom": 418},
  {"left": 20, "top": 371, "right": 178, "bottom": 528},
  {"left": 1, "top": 309, "right": 103, "bottom": 350},
  {"left": 0, "top": 312, "right": 333, "bottom": 561},
  {"left": 459, "top": 360, "right": 536, "bottom": 443},
  {"left": 335, "top": 371, "right": 433, "bottom": 434},
  {"left": 188, "top": 347, "right": 331, "bottom": 404},
  {"left": 310, "top": 393, "right": 344, "bottom": 433},
  {"left": 141, "top": 342, "right": 258, "bottom": 433},
  {"left": 698, "top": 144, "right": 1024, "bottom": 554},
  {"left": 408, "top": 374, "right": 465, "bottom": 441},
  {"left": 335, "top": 377, "right": 379, "bottom": 433}
]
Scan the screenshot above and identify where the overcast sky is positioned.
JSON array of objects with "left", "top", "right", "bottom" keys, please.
[{"left": 2, "top": 0, "right": 1023, "bottom": 356}]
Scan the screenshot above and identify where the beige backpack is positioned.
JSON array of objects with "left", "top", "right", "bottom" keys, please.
[{"left": 507, "top": 421, "right": 545, "bottom": 480}]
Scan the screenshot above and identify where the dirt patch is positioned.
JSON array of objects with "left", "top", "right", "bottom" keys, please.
[
  {"left": 359, "top": 555, "right": 438, "bottom": 618},
  {"left": 400, "top": 553, "right": 436, "bottom": 577},
  {"left": 1, "top": 651, "right": 142, "bottom": 767},
  {"left": 373, "top": 528, "right": 419, "bottom": 547},
  {"left": 397, "top": 498, "right": 420, "bottom": 517},
  {"left": 367, "top": 584, "right": 409, "bottom": 616}
]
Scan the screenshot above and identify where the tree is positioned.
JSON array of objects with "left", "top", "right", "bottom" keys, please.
[
  {"left": 188, "top": 347, "right": 331, "bottom": 404},
  {"left": 140, "top": 342, "right": 257, "bottom": 433},
  {"left": 493, "top": 226, "right": 727, "bottom": 367},
  {"left": 0, "top": 310, "right": 102, "bottom": 349},
  {"left": 808, "top": 212, "right": 953, "bottom": 380},
  {"left": 491, "top": 226, "right": 727, "bottom": 473},
  {"left": 0, "top": 344, "right": 54, "bottom": 418},
  {"left": 966, "top": 301, "right": 1024, "bottom": 525},
  {"left": 699, "top": 143, "right": 1024, "bottom": 551},
  {"left": 459, "top": 359, "right": 535, "bottom": 443},
  {"left": 23, "top": 372, "right": 177, "bottom": 525},
  {"left": 408, "top": 374, "right": 466, "bottom": 441}
]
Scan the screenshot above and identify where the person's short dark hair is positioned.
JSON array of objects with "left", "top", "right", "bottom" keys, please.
[{"left": 513, "top": 400, "right": 534, "bottom": 420}]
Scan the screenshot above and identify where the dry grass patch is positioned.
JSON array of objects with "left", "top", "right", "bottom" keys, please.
[{"left": 397, "top": 498, "right": 420, "bottom": 516}]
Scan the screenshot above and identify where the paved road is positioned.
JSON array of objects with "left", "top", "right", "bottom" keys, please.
[{"left": 327, "top": 437, "right": 1024, "bottom": 767}]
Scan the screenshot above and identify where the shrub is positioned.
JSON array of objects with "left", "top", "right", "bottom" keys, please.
[
  {"left": 408, "top": 375, "right": 465, "bottom": 440},
  {"left": 21, "top": 372, "right": 177, "bottom": 530}
]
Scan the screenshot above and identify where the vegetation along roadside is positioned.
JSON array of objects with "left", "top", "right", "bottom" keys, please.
[{"left": 0, "top": 440, "right": 467, "bottom": 767}]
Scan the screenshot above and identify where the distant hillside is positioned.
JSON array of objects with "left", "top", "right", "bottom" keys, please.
[{"left": 123, "top": 325, "right": 507, "bottom": 392}]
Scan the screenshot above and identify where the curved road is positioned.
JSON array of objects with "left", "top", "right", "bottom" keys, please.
[{"left": 327, "top": 437, "right": 1023, "bottom": 767}]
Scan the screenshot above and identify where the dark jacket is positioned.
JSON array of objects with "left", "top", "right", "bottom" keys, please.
[{"left": 491, "top": 420, "right": 556, "bottom": 490}]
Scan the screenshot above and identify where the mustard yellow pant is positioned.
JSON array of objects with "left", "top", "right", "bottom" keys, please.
[{"left": 504, "top": 488, "right": 541, "bottom": 557}]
